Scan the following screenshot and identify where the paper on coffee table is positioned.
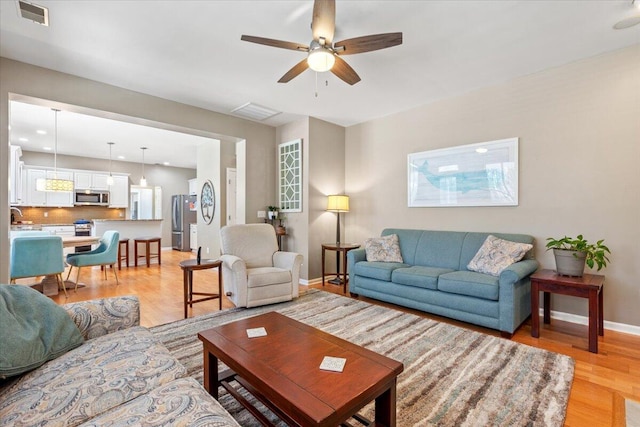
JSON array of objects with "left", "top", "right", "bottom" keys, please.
[
  {"left": 320, "top": 356, "right": 346, "bottom": 372},
  {"left": 246, "top": 327, "right": 267, "bottom": 338}
]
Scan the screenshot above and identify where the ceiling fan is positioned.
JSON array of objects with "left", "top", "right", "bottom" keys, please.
[{"left": 241, "top": 0, "right": 403, "bottom": 85}]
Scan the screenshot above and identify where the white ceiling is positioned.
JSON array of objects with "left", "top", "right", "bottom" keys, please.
[{"left": 1, "top": 1, "right": 639, "bottom": 165}]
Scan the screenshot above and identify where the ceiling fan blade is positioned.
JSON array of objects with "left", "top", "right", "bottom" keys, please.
[
  {"left": 278, "top": 59, "right": 310, "bottom": 83},
  {"left": 311, "top": 0, "right": 336, "bottom": 44},
  {"left": 331, "top": 56, "right": 361, "bottom": 85},
  {"left": 334, "top": 32, "right": 403, "bottom": 55},
  {"left": 241, "top": 35, "right": 309, "bottom": 52}
]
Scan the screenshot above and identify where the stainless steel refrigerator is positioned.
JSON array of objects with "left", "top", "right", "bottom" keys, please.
[{"left": 172, "top": 194, "right": 197, "bottom": 251}]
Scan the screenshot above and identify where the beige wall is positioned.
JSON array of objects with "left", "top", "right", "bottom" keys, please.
[
  {"left": 275, "top": 117, "right": 346, "bottom": 281},
  {"left": 1, "top": 57, "right": 276, "bottom": 282},
  {"left": 345, "top": 45, "right": 640, "bottom": 327},
  {"left": 276, "top": 118, "right": 310, "bottom": 278}
]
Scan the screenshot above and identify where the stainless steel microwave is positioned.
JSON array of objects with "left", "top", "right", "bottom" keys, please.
[{"left": 74, "top": 190, "right": 110, "bottom": 206}]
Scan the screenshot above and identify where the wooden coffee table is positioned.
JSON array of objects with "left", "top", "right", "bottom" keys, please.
[{"left": 198, "top": 312, "right": 404, "bottom": 426}]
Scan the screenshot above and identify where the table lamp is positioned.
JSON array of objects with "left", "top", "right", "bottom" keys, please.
[{"left": 327, "top": 195, "right": 350, "bottom": 284}]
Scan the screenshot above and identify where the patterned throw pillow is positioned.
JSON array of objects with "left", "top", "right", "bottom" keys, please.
[
  {"left": 467, "top": 235, "right": 533, "bottom": 276},
  {"left": 364, "top": 234, "right": 404, "bottom": 263}
]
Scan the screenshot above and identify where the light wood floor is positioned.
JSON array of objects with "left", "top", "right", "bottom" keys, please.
[{"left": 46, "top": 249, "right": 639, "bottom": 427}]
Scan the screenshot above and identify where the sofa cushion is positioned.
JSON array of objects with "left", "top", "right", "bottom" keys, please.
[
  {"left": 354, "top": 261, "right": 408, "bottom": 282},
  {"left": 78, "top": 377, "right": 240, "bottom": 427},
  {"left": 364, "top": 234, "right": 403, "bottom": 263},
  {"left": 247, "top": 267, "right": 291, "bottom": 287},
  {"left": 0, "top": 326, "right": 187, "bottom": 427},
  {"left": 467, "top": 235, "right": 533, "bottom": 276},
  {"left": 0, "top": 284, "right": 84, "bottom": 379},
  {"left": 437, "top": 271, "right": 500, "bottom": 301},
  {"left": 391, "top": 266, "right": 455, "bottom": 290},
  {"left": 460, "top": 232, "right": 535, "bottom": 270},
  {"left": 413, "top": 230, "right": 467, "bottom": 270}
]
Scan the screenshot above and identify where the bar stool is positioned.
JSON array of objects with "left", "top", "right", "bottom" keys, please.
[
  {"left": 134, "top": 237, "right": 161, "bottom": 267},
  {"left": 118, "top": 238, "right": 130, "bottom": 270}
]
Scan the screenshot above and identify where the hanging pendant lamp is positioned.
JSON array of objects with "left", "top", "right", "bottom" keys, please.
[
  {"left": 36, "top": 109, "right": 74, "bottom": 192},
  {"left": 139, "top": 147, "right": 147, "bottom": 187},
  {"left": 106, "top": 142, "right": 115, "bottom": 186}
]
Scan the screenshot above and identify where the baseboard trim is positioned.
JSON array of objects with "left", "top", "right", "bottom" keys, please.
[
  {"left": 540, "top": 308, "right": 640, "bottom": 336},
  {"left": 299, "top": 278, "right": 321, "bottom": 286}
]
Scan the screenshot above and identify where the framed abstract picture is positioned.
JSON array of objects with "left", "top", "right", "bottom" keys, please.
[{"left": 408, "top": 138, "right": 519, "bottom": 207}]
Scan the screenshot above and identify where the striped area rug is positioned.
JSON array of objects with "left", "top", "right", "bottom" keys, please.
[{"left": 150, "top": 290, "right": 574, "bottom": 426}]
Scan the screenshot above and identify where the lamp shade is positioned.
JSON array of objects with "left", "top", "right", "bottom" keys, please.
[{"left": 327, "top": 195, "right": 349, "bottom": 212}]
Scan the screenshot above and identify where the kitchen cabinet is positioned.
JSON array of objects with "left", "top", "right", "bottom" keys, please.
[
  {"left": 108, "top": 175, "right": 129, "bottom": 208},
  {"left": 24, "top": 167, "right": 74, "bottom": 207},
  {"left": 188, "top": 178, "right": 198, "bottom": 196},
  {"left": 75, "top": 172, "right": 110, "bottom": 190},
  {"left": 190, "top": 223, "right": 197, "bottom": 251},
  {"left": 10, "top": 145, "right": 24, "bottom": 205}
]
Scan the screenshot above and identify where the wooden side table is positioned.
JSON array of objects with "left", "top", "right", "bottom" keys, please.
[
  {"left": 321, "top": 243, "right": 360, "bottom": 293},
  {"left": 530, "top": 269, "right": 605, "bottom": 353},
  {"left": 179, "top": 259, "right": 223, "bottom": 319}
]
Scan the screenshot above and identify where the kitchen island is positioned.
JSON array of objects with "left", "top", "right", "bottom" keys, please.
[{"left": 93, "top": 219, "right": 163, "bottom": 266}]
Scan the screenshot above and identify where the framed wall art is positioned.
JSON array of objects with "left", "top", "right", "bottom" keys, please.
[
  {"left": 200, "top": 179, "right": 215, "bottom": 224},
  {"left": 278, "top": 139, "right": 302, "bottom": 212},
  {"left": 408, "top": 137, "right": 519, "bottom": 207}
]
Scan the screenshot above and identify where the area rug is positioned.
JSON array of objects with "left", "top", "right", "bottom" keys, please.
[{"left": 151, "top": 290, "right": 574, "bottom": 426}]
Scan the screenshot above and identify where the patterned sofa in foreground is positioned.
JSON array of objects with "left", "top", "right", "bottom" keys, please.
[
  {"left": 0, "top": 294, "right": 239, "bottom": 427},
  {"left": 347, "top": 228, "right": 539, "bottom": 337}
]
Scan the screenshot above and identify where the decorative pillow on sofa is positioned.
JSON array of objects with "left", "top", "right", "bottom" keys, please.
[
  {"left": 364, "top": 234, "right": 404, "bottom": 263},
  {"left": 467, "top": 235, "right": 533, "bottom": 277},
  {"left": 0, "top": 284, "right": 84, "bottom": 379}
]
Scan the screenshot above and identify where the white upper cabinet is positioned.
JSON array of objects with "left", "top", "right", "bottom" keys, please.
[
  {"left": 108, "top": 175, "right": 129, "bottom": 208},
  {"left": 74, "top": 172, "right": 110, "bottom": 190}
]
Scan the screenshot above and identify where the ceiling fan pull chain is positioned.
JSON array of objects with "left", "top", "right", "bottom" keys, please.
[{"left": 315, "top": 71, "right": 319, "bottom": 98}]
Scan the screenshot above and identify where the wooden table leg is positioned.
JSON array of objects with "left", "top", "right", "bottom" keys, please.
[
  {"left": 375, "top": 380, "right": 397, "bottom": 426},
  {"left": 188, "top": 270, "right": 194, "bottom": 308},
  {"left": 218, "top": 266, "right": 223, "bottom": 310},
  {"left": 342, "top": 249, "right": 348, "bottom": 293},
  {"left": 598, "top": 287, "right": 604, "bottom": 336},
  {"left": 543, "top": 291, "right": 551, "bottom": 324},
  {"left": 145, "top": 241, "right": 151, "bottom": 267},
  {"left": 531, "top": 281, "right": 540, "bottom": 338},
  {"left": 203, "top": 350, "right": 219, "bottom": 399},
  {"left": 588, "top": 289, "right": 598, "bottom": 353},
  {"left": 183, "top": 268, "right": 189, "bottom": 319},
  {"left": 321, "top": 246, "right": 326, "bottom": 286}
]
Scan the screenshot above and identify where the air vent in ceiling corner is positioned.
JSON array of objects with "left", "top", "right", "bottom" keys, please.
[
  {"left": 17, "top": 0, "right": 49, "bottom": 26},
  {"left": 231, "top": 103, "right": 280, "bottom": 121}
]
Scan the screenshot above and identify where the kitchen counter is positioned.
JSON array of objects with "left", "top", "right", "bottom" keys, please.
[
  {"left": 92, "top": 219, "right": 162, "bottom": 222},
  {"left": 10, "top": 223, "right": 75, "bottom": 230}
]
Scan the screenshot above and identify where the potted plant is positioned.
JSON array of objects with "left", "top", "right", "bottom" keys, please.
[
  {"left": 267, "top": 206, "right": 279, "bottom": 220},
  {"left": 545, "top": 235, "right": 611, "bottom": 277}
]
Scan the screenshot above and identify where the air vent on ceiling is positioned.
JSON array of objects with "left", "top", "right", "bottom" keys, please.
[
  {"left": 231, "top": 102, "right": 280, "bottom": 121},
  {"left": 17, "top": 0, "right": 49, "bottom": 26}
]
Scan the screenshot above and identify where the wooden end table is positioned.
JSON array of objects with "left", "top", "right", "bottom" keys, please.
[
  {"left": 530, "top": 269, "right": 605, "bottom": 353},
  {"left": 321, "top": 243, "right": 360, "bottom": 293},
  {"left": 198, "top": 312, "right": 403, "bottom": 426},
  {"left": 179, "top": 259, "right": 223, "bottom": 319}
]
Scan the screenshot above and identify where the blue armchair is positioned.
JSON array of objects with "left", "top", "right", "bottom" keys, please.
[
  {"left": 10, "top": 235, "right": 67, "bottom": 297},
  {"left": 66, "top": 230, "right": 120, "bottom": 291}
]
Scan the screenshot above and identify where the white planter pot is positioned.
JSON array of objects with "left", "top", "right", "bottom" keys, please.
[{"left": 553, "top": 249, "right": 587, "bottom": 277}]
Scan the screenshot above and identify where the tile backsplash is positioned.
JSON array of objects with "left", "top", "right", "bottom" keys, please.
[{"left": 11, "top": 206, "right": 125, "bottom": 225}]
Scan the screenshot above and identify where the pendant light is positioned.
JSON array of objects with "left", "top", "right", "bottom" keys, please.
[
  {"left": 139, "top": 146, "right": 147, "bottom": 187},
  {"left": 36, "top": 109, "right": 74, "bottom": 192},
  {"left": 106, "top": 142, "right": 115, "bottom": 186}
]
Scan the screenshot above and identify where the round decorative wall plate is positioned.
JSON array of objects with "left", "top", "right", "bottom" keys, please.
[{"left": 200, "top": 179, "right": 215, "bottom": 225}]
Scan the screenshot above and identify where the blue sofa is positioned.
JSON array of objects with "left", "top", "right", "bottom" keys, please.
[{"left": 347, "top": 229, "right": 539, "bottom": 337}]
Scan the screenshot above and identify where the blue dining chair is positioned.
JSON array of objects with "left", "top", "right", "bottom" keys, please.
[
  {"left": 10, "top": 235, "right": 67, "bottom": 297},
  {"left": 66, "top": 230, "right": 120, "bottom": 291}
]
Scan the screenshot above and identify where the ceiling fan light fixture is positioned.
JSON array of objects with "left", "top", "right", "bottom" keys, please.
[{"left": 307, "top": 46, "right": 335, "bottom": 72}]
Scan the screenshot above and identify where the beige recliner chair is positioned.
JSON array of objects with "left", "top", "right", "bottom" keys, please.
[{"left": 220, "top": 223, "right": 303, "bottom": 308}]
